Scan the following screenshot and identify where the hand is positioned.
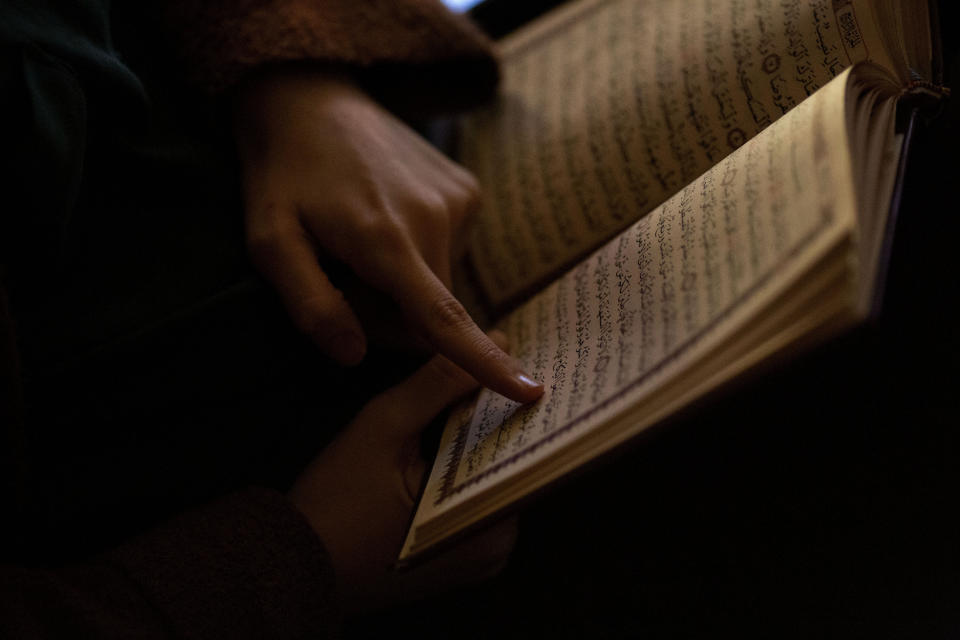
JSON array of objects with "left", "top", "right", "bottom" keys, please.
[
  {"left": 233, "top": 69, "right": 542, "bottom": 403},
  {"left": 289, "top": 332, "right": 518, "bottom": 613}
]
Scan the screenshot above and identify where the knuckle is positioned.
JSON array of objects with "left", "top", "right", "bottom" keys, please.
[
  {"left": 364, "top": 213, "right": 409, "bottom": 251},
  {"left": 451, "top": 174, "right": 482, "bottom": 223},
  {"left": 476, "top": 339, "right": 508, "bottom": 364},
  {"left": 348, "top": 201, "right": 388, "bottom": 235},
  {"left": 347, "top": 215, "right": 412, "bottom": 277},
  {"left": 421, "top": 191, "right": 451, "bottom": 224},
  {"left": 460, "top": 171, "right": 481, "bottom": 203},
  {"left": 428, "top": 296, "right": 473, "bottom": 332},
  {"left": 376, "top": 228, "right": 415, "bottom": 274},
  {"left": 403, "top": 187, "right": 450, "bottom": 233},
  {"left": 347, "top": 184, "right": 406, "bottom": 237}
]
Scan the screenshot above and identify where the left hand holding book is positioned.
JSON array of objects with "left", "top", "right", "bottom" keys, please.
[{"left": 289, "top": 331, "right": 518, "bottom": 613}]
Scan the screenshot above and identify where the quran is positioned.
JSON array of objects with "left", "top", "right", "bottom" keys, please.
[{"left": 399, "top": 0, "right": 948, "bottom": 563}]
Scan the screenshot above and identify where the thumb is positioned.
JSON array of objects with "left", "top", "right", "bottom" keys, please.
[{"left": 367, "top": 331, "right": 510, "bottom": 442}]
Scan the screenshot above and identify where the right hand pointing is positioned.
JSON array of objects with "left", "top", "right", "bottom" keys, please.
[{"left": 233, "top": 69, "right": 543, "bottom": 404}]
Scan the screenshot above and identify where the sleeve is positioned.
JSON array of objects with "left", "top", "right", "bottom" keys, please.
[
  {"left": 0, "top": 489, "right": 341, "bottom": 639},
  {"left": 160, "top": 0, "right": 500, "bottom": 110}
]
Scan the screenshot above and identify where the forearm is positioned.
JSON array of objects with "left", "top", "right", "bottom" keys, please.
[{"left": 0, "top": 489, "right": 340, "bottom": 639}]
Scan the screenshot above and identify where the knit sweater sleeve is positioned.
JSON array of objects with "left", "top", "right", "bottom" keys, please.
[
  {"left": 0, "top": 489, "right": 341, "bottom": 639},
  {"left": 160, "top": 0, "right": 499, "bottom": 108}
]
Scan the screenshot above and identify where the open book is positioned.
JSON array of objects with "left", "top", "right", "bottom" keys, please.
[{"left": 399, "top": 0, "right": 948, "bottom": 563}]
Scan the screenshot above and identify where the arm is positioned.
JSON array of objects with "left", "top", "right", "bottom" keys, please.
[{"left": 0, "top": 490, "right": 340, "bottom": 639}]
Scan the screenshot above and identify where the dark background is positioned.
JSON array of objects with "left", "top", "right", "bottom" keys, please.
[{"left": 349, "top": 2, "right": 960, "bottom": 637}]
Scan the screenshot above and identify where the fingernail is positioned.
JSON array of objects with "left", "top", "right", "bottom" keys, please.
[
  {"left": 515, "top": 372, "right": 543, "bottom": 393},
  {"left": 327, "top": 331, "right": 366, "bottom": 366}
]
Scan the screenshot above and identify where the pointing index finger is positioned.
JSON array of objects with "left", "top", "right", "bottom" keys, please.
[{"left": 394, "top": 257, "right": 543, "bottom": 404}]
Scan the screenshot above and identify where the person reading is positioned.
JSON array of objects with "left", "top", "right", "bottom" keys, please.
[{"left": 0, "top": 0, "right": 536, "bottom": 636}]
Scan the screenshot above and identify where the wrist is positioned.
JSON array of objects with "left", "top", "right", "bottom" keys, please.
[{"left": 232, "top": 65, "right": 364, "bottom": 158}]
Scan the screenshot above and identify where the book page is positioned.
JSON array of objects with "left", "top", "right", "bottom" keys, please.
[
  {"left": 463, "top": 0, "right": 892, "bottom": 307},
  {"left": 405, "top": 67, "right": 859, "bottom": 558}
]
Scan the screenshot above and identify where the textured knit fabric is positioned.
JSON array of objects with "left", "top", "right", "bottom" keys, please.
[
  {"left": 161, "top": 0, "right": 499, "bottom": 102},
  {"left": 1, "top": 490, "right": 340, "bottom": 639}
]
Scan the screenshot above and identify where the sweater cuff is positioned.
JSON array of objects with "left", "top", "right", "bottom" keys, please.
[
  {"left": 108, "top": 488, "right": 340, "bottom": 639},
  {"left": 163, "top": 0, "right": 499, "bottom": 111}
]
